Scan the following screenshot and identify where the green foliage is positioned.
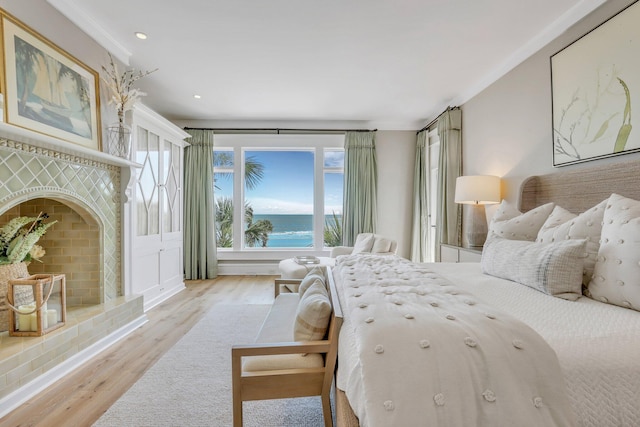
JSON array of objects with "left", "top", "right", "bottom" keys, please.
[
  {"left": 614, "top": 78, "right": 632, "bottom": 153},
  {"left": 0, "top": 214, "right": 57, "bottom": 265},
  {"left": 214, "top": 197, "right": 274, "bottom": 248},
  {"left": 323, "top": 211, "right": 343, "bottom": 247}
]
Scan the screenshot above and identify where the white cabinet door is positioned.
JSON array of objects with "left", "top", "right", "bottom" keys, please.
[{"left": 129, "top": 106, "right": 188, "bottom": 310}]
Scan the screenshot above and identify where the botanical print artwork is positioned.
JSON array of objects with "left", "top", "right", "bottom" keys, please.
[
  {"left": 551, "top": 1, "right": 640, "bottom": 166},
  {"left": 14, "top": 36, "right": 94, "bottom": 140}
]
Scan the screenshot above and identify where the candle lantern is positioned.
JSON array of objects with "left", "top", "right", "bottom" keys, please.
[{"left": 7, "top": 274, "right": 66, "bottom": 337}]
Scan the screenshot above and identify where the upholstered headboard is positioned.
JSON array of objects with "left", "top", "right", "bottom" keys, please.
[{"left": 519, "top": 159, "right": 640, "bottom": 214}]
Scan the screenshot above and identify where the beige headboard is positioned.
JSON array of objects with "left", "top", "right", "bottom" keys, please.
[{"left": 519, "top": 159, "right": 640, "bottom": 214}]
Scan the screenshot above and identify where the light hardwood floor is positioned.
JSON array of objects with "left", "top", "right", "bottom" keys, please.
[{"left": 0, "top": 275, "right": 276, "bottom": 427}]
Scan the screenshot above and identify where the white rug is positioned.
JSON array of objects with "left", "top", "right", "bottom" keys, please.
[{"left": 93, "top": 303, "right": 327, "bottom": 427}]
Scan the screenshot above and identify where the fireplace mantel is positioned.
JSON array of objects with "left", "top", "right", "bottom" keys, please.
[{"left": 0, "top": 120, "right": 140, "bottom": 168}]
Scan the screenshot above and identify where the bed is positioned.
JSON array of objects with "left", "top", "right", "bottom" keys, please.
[{"left": 332, "top": 158, "right": 640, "bottom": 427}]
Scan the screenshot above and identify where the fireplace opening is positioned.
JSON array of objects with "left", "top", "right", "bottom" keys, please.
[{"left": 0, "top": 197, "right": 102, "bottom": 307}]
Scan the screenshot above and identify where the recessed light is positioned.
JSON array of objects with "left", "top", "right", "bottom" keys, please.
[
  {"left": 135, "top": 32, "right": 148, "bottom": 40},
  {"left": 193, "top": 94, "right": 201, "bottom": 99}
]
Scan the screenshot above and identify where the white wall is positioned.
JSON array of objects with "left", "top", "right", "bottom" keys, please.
[
  {"left": 462, "top": 0, "right": 640, "bottom": 207},
  {"left": 375, "top": 131, "right": 416, "bottom": 258}
]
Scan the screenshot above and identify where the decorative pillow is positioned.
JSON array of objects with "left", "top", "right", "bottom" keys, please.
[
  {"left": 298, "top": 267, "right": 325, "bottom": 298},
  {"left": 588, "top": 194, "right": 640, "bottom": 311},
  {"left": 294, "top": 281, "right": 332, "bottom": 341},
  {"left": 481, "top": 237, "right": 587, "bottom": 300},
  {"left": 371, "top": 236, "right": 392, "bottom": 253},
  {"left": 352, "top": 233, "right": 375, "bottom": 254},
  {"left": 536, "top": 200, "right": 607, "bottom": 286},
  {"left": 488, "top": 201, "right": 554, "bottom": 241}
]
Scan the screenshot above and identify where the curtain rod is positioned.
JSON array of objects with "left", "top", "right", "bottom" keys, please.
[
  {"left": 183, "top": 127, "right": 377, "bottom": 133},
  {"left": 416, "top": 106, "right": 459, "bottom": 135}
]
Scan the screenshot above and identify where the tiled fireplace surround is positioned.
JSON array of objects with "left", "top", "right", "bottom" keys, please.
[{"left": 0, "top": 134, "right": 146, "bottom": 413}]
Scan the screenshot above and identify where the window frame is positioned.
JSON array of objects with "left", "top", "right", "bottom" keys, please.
[{"left": 213, "top": 133, "right": 344, "bottom": 261}]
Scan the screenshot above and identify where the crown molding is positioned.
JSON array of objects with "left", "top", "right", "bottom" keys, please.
[
  {"left": 451, "top": 0, "right": 607, "bottom": 107},
  {"left": 46, "top": 0, "right": 131, "bottom": 65}
]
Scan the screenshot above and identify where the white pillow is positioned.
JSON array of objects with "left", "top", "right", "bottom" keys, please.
[
  {"left": 294, "top": 281, "right": 332, "bottom": 341},
  {"left": 298, "top": 270, "right": 325, "bottom": 299},
  {"left": 352, "top": 233, "right": 375, "bottom": 254},
  {"left": 371, "top": 236, "right": 392, "bottom": 253},
  {"left": 481, "top": 237, "right": 586, "bottom": 300},
  {"left": 588, "top": 194, "right": 640, "bottom": 311},
  {"left": 536, "top": 200, "right": 607, "bottom": 286},
  {"left": 488, "top": 201, "right": 554, "bottom": 241}
]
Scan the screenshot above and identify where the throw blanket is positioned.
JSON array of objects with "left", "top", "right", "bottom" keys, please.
[{"left": 333, "top": 254, "right": 576, "bottom": 427}]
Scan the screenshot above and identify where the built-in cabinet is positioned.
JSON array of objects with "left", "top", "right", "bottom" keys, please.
[
  {"left": 127, "top": 104, "right": 189, "bottom": 310},
  {"left": 440, "top": 244, "right": 483, "bottom": 263}
]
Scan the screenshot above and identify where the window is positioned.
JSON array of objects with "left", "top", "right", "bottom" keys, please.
[
  {"left": 213, "top": 134, "right": 344, "bottom": 253},
  {"left": 427, "top": 128, "right": 440, "bottom": 262}
]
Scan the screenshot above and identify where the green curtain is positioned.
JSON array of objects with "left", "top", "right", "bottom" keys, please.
[
  {"left": 183, "top": 129, "right": 217, "bottom": 279},
  {"left": 435, "top": 108, "right": 462, "bottom": 257},
  {"left": 342, "top": 131, "right": 377, "bottom": 246},
  {"left": 410, "top": 130, "right": 430, "bottom": 262}
]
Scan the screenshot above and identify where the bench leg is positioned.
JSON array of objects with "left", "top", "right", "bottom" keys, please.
[
  {"left": 233, "top": 398, "right": 243, "bottom": 427},
  {"left": 322, "top": 391, "right": 333, "bottom": 427}
]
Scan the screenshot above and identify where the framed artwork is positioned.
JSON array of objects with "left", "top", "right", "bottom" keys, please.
[
  {"left": 551, "top": 0, "right": 640, "bottom": 167},
  {"left": 0, "top": 11, "right": 101, "bottom": 150}
]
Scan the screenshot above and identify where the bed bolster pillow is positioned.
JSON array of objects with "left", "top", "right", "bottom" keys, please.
[
  {"left": 536, "top": 200, "right": 607, "bottom": 286},
  {"left": 481, "top": 237, "right": 587, "bottom": 300}
]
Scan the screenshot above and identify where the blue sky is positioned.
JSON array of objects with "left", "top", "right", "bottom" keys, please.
[{"left": 215, "top": 150, "right": 343, "bottom": 215}]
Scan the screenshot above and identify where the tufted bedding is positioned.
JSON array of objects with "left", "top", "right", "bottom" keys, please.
[
  {"left": 334, "top": 255, "right": 640, "bottom": 427},
  {"left": 333, "top": 254, "right": 576, "bottom": 427}
]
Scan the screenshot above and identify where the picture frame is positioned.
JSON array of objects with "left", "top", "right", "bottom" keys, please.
[
  {"left": 0, "top": 10, "right": 101, "bottom": 151},
  {"left": 551, "top": 0, "right": 640, "bottom": 167}
]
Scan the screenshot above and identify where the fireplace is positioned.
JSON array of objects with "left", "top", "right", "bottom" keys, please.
[
  {"left": 0, "top": 130, "right": 146, "bottom": 410},
  {"left": 1, "top": 198, "right": 101, "bottom": 306}
]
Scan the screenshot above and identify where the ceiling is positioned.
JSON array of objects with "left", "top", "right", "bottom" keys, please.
[{"left": 48, "top": 0, "right": 605, "bottom": 130}]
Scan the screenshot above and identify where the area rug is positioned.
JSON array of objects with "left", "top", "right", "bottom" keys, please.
[{"left": 93, "top": 303, "right": 328, "bottom": 426}]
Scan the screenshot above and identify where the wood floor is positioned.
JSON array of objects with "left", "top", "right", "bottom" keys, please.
[{"left": 0, "top": 275, "right": 276, "bottom": 427}]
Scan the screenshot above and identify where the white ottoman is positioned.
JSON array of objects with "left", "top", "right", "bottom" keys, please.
[{"left": 278, "top": 257, "right": 335, "bottom": 293}]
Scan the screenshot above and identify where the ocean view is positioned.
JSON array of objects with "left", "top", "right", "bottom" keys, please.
[{"left": 253, "top": 214, "right": 340, "bottom": 247}]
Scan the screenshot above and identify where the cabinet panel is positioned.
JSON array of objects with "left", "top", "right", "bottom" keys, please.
[
  {"left": 459, "top": 250, "right": 482, "bottom": 262},
  {"left": 127, "top": 105, "right": 188, "bottom": 311},
  {"left": 132, "top": 251, "right": 160, "bottom": 295},
  {"left": 440, "top": 245, "right": 459, "bottom": 262}
]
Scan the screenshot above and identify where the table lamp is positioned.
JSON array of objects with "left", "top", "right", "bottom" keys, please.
[{"left": 454, "top": 175, "right": 501, "bottom": 247}]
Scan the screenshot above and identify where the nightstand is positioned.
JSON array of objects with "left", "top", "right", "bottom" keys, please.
[{"left": 440, "top": 244, "right": 483, "bottom": 262}]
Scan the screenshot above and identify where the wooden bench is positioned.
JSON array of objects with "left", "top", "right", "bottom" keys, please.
[{"left": 231, "top": 269, "right": 343, "bottom": 427}]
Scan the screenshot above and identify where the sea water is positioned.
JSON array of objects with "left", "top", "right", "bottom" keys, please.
[{"left": 253, "top": 214, "right": 338, "bottom": 248}]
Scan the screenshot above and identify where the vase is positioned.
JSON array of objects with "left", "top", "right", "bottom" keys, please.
[
  {"left": 107, "top": 123, "right": 132, "bottom": 159},
  {"left": 0, "top": 262, "right": 30, "bottom": 332}
]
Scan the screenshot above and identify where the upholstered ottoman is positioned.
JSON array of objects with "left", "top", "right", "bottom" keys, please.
[{"left": 278, "top": 257, "right": 335, "bottom": 293}]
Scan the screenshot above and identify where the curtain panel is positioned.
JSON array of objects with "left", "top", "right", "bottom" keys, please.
[
  {"left": 435, "top": 108, "right": 462, "bottom": 256},
  {"left": 342, "top": 131, "right": 378, "bottom": 246},
  {"left": 183, "top": 129, "right": 217, "bottom": 279},
  {"left": 410, "top": 130, "right": 430, "bottom": 262}
]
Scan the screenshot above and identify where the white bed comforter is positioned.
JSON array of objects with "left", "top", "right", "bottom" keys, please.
[
  {"left": 428, "top": 262, "right": 640, "bottom": 427},
  {"left": 333, "top": 254, "right": 576, "bottom": 427}
]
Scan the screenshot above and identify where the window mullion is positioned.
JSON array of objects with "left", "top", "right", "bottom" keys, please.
[{"left": 232, "top": 146, "right": 243, "bottom": 251}]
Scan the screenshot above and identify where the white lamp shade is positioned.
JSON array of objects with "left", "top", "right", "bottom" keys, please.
[{"left": 455, "top": 175, "right": 501, "bottom": 205}]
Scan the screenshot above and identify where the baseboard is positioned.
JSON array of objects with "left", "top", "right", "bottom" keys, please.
[
  {"left": 143, "top": 283, "right": 186, "bottom": 311},
  {"left": 217, "top": 263, "right": 280, "bottom": 276},
  {"left": 0, "top": 314, "right": 148, "bottom": 418}
]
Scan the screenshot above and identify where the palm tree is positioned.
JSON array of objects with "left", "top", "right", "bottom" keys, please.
[
  {"left": 214, "top": 154, "right": 273, "bottom": 247},
  {"left": 215, "top": 197, "right": 234, "bottom": 248},
  {"left": 244, "top": 203, "right": 273, "bottom": 247}
]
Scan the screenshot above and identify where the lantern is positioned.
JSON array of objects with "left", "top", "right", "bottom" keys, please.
[{"left": 7, "top": 274, "right": 66, "bottom": 337}]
